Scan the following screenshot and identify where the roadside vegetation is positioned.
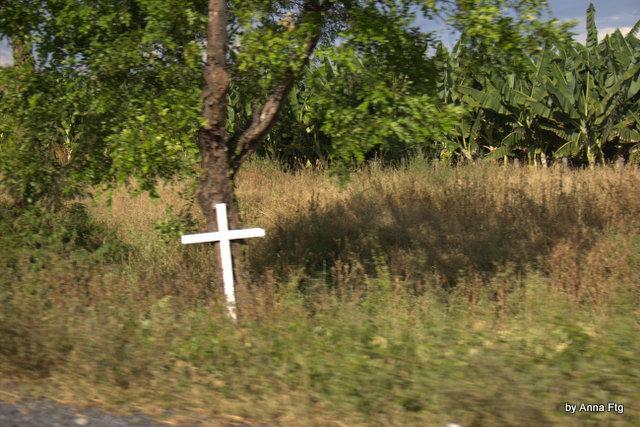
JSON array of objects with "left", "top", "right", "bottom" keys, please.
[
  {"left": 1, "top": 1, "right": 639, "bottom": 425},
  {"left": 434, "top": 4, "right": 640, "bottom": 166},
  {"left": 1, "top": 159, "right": 639, "bottom": 426}
]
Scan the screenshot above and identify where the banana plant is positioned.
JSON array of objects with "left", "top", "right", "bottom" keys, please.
[
  {"left": 454, "top": 47, "right": 557, "bottom": 165},
  {"left": 436, "top": 41, "right": 486, "bottom": 162},
  {"left": 542, "top": 5, "right": 640, "bottom": 165}
]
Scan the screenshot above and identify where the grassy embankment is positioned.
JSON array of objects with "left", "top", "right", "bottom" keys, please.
[{"left": 1, "top": 159, "right": 639, "bottom": 426}]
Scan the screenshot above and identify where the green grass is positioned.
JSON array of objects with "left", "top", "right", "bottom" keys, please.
[{"left": 1, "top": 159, "right": 639, "bottom": 426}]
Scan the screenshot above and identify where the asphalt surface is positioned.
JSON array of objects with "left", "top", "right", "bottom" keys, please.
[
  {"left": 0, "top": 399, "right": 187, "bottom": 427},
  {"left": 0, "top": 399, "right": 262, "bottom": 427}
]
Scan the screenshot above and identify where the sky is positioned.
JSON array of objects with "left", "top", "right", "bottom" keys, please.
[
  {"left": 418, "top": 0, "right": 639, "bottom": 46},
  {"left": 0, "top": 0, "right": 638, "bottom": 67},
  {"left": 549, "top": 0, "right": 639, "bottom": 42}
]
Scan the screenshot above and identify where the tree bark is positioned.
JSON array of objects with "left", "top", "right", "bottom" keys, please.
[
  {"left": 197, "top": 0, "right": 237, "bottom": 304},
  {"left": 195, "top": 126, "right": 243, "bottom": 314},
  {"left": 198, "top": 0, "right": 234, "bottom": 227},
  {"left": 196, "top": 129, "right": 238, "bottom": 228}
]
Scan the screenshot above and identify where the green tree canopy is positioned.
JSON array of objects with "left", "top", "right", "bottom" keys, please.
[{"left": 0, "top": 0, "right": 571, "bottom": 207}]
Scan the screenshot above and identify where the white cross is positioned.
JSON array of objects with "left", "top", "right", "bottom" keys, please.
[{"left": 181, "top": 203, "right": 265, "bottom": 320}]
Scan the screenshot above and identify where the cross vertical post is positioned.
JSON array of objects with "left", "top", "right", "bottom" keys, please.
[
  {"left": 215, "top": 203, "right": 236, "bottom": 319},
  {"left": 181, "top": 203, "right": 265, "bottom": 321}
]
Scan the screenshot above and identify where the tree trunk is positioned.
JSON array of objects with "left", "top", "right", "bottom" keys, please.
[
  {"left": 198, "top": 0, "right": 232, "bottom": 224},
  {"left": 195, "top": 128, "right": 245, "bottom": 311},
  {"left": 196, "top": 0, "right": 243, "bottom": 311},
  {"left": 196, "top": 129, "right": 236, "bottom": 231},
  {"left": 196, "top": 0, "right": 327, "bottom": 318}
]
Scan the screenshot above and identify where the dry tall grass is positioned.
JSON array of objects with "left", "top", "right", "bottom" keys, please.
[{"left": 91, "top": 158, "right": 640, "bottom": 307}]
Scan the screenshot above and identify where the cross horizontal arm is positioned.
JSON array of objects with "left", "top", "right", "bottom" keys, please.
[{"left": 181, "top": 228, "right": 266, "bottom": 245}]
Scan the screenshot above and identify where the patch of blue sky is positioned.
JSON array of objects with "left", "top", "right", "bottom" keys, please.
[
  {"left": 555, "top": 0, "right": 639, "bottom": 42},
  {"left": 416, "top": 0, "right": 639, "bottom": 46},
  {"left": 0, "top": 37, "right": 11, "bottom": 66}
]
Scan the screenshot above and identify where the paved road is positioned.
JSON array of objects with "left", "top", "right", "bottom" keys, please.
[
  {"left": 0, "top": 399, "right": 260, "bottom": 427},
  {"left": 0, "top": 399, "right": 190, "bottom": 427}
]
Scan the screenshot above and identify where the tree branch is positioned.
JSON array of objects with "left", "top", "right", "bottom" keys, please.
[{"left": 229, "top": 1, "right": 327, "bottom": 176}]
